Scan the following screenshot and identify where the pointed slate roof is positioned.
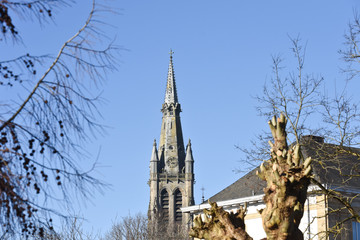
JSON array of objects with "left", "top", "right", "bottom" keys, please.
[
  {"left": 164, "top": 50, "right": 178, "bottom": 104},
  {"left": 185, "top": 139, "right": 194, "bottom": 162},
  {"left": 301, "top": 137, "right": 360, "bottom": 188},
  {"left": 208, "top": 167, "right": 265, "bottom": 202},
  {"left": 150, "top": 139, "right": 159, "bottom": 162}
]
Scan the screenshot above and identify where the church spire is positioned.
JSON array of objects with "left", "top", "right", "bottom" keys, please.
[
  {"left": 164, "top": 49, "right": 178, "bottom": 104},
  {"left": 149, "top": 52, "right": 194, "bottom": 231},
  {"left": 159, "top": 50, "right": 185, "bottom": 175}
]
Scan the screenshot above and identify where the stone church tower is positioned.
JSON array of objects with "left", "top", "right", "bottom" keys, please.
[{"left": 148, "top": 52, "right": 195, "bottom": 232}]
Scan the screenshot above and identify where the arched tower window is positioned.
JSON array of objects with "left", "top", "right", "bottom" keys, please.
[
  {"left": 160, "top": 189, "right": 169, "bottom": 222},
  {"left": 174, "top": 189, "right": 182, "bottom": 222}
]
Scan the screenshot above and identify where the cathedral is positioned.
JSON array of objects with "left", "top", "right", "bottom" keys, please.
[{"left": 148, "top": 52, "right": 195, "bottom": 233}]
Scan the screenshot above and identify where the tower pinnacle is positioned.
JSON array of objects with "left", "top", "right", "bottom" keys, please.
[{"left": 150, "top": 140, "right": 159, "bottom": 163}]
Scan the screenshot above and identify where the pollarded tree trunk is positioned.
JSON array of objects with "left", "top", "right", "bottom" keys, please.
[
  {"left": 189, "top": 202, "right": 252, "bottom": 240},
  {"left": 190, "top": 114, "right": 312, "bottom": 240},
  {"left": 256, "top": 114, "right": 312, "bottom": 240}
]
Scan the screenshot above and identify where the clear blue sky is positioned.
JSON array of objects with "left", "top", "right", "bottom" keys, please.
[{"left": 2, "top": 0, "right": 360, "bottom": 235}]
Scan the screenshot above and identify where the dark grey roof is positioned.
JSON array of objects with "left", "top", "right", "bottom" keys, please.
[
  {"left": 302, "top": 139, "right": 360, "bottom": 188},
  {"left": 208, "top": 136, "right": 360, "bottom": 202},
  {"left": 208, "top": 167, "right": 266, "bottom": 202}
]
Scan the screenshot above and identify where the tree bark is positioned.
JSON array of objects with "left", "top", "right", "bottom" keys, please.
[
  {"left": 257, "top": 114, "right": 312, "bottom": 240},
  {"left": 189, "top": 202, "right": 253, "bottom": 240}
]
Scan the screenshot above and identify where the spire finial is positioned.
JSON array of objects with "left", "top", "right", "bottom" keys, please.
[
  {"left": 169, "top": 49, "right": 174, "bottom": 58},
  {"left": 153, "top": 139, "right": 157, "bottom": 146},
  {"left": 188, "top": 139, "right": 191, "bottom": 147},
  {"left": 201, "top": 186, "right": 205, "bottom": 203}
]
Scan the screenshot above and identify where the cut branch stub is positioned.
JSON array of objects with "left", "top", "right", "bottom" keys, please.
[
  {"left": 189, "top": 202, "right": 253, "bottom": 240},
  {"left": 257, "top": 113, "right": 312, "bottom": 240}
]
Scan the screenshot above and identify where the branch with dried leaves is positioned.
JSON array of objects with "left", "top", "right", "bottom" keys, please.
[
  {"left": 1, "top": 0, "right": 69, "bottom": 40},
  {"left": 0, "top": 0, "right": 117, "bottom": 237}
]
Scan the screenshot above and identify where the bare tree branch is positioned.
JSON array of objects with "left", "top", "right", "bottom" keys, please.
[{"left": 0, "top": 0, "right": 117, "bottom": 237}]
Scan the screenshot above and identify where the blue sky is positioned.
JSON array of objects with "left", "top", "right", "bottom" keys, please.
[{"left": 2, "top": 0, "right": 360, "bottom": 235}]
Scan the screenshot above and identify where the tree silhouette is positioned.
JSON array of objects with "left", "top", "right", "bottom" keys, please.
[{"left": 0, "top": 0, "right": 117, "bottom": 237}]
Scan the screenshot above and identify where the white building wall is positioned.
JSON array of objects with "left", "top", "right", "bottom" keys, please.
[
  {"left": 245, "top": 217, "right": 266, "bottom": 240},
  {"left": 300, "top": 209, "right": 318, "bottom": 240},
  {"left": 182, "top": 195, "right": 323, "bottom": 240},
  {"left": 300, "top": 196, "right": 319, "bottom": 240},
  {"left": 243, "top": 203, "right": 266, "bottom": 240}
]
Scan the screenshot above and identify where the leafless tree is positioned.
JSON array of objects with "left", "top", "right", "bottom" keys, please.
[
  {"left": 321, "top": 91, "right": 360, "bottom": 147},
  {"left": 103, "top": 213, "right": 190, "bottom": 240},
  {"left": 1, "top": 0, "right": 71, "bottom": 41},
  {"left": 314, "top": 89, "right": 360, "bottom": 239},
  {"left": 0, "top": 0, "right": 117, "bottom": 238},
  {"left": 191, "top": 114, "right": 313, "bottom": 240},
  {"left": 39, "top": 218, "right": 99, "bottom": 240},
  {"left": 340, "top": 12, "right": 360, "bottom": 80},
  {"left": 103, "top": 213, "right": 148, "bottom": 240},
  {"left": 234, "top": 35, "right": 360, "bottom": 239},
  {"left": 237, "top": 37, "right": 323, "bottom": 170},
  {"left": 193, "top": 19, "right": 360, "bottom": 239}
]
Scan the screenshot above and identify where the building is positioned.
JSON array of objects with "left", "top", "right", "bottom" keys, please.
[
  {"left": 148, "top": 52, "right": 195, "bottom": 234},
  {"left": 182, "top": 136, "right": 360, "bottom": 240}
]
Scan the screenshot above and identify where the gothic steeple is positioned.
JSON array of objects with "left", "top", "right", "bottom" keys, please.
[
  {"left": 159, "top": 51, "right": 185, "bottom": 175},
  {"left": 148, "top": 51, "right": 194, "bottom": 233}
]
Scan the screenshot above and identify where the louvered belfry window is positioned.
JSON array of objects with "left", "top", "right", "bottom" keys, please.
[
  {"left": 161, "top": 189, "right": 169, "bottom": 221},
  {"left": 174, "top": 189, "right": 182, "bottom": 222}
]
